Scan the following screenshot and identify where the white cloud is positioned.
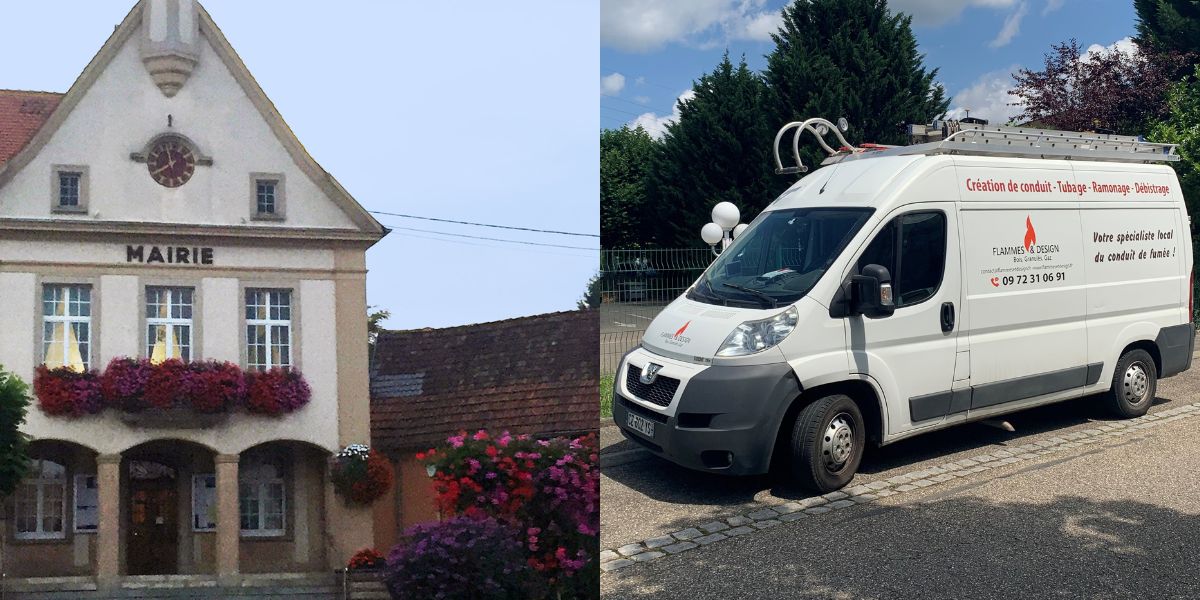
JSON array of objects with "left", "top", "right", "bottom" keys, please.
[
  {"left": 1084, "top": 36, "right": 1136, "bottom": 58},
  {"left": 633, "top": 95, "right": 651, "bottom": 104},
  {"left": 1042, "top": 0, "right": 1065, "bottom": 15},
  {"left": 944, "top": 66, "right": 1024, "bottom": 125},
  {"left": 629, "top": 90, "right": 696, "bottom": 139},
  {"left": 634, "top": 76, "right": 646, "bottom": 85},
  {"left": 600, "top": 72, "right": 626, "bottom": 96},
  {"left": 888, "top": 0, "right": 1018, "bottom": 27},
  {"left": 989, "top": 1, "right": 1028, "bottom": 48},
  {"left": 601, "top": 0, "right": 782, "bottom": 53}
]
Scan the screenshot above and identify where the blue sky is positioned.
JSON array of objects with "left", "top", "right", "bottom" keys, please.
[
  {"left": 602, "top": 0, "right": 1138, "bottom": 136},
  {"left": 2, "top": 1, "right": 599, "bottom": 330}
]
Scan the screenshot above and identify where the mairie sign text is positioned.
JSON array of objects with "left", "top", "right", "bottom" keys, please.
[{"left": 126, "top": 245, "right": 214, "bottom": 265}]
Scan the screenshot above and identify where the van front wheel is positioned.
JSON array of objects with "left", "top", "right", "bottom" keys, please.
[
  {"left": 788, "top": 394, "right": 865, "bottom": 493},
  {"left": 1106, "top": 349, "right": 1157, "bottom": 418}
]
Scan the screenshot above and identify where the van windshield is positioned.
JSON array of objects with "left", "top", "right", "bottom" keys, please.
[{"left": 689, "top": 208, "right": 874, "bottom": 308}]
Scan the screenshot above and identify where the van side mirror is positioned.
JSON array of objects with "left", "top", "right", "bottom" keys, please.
[{"left": 850, "top": 264, "right": 895, "bottom": 318}]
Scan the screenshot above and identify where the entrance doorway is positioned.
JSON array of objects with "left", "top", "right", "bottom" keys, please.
[{"left": 127, "top": 460, "right": 178, "bottom": 575}]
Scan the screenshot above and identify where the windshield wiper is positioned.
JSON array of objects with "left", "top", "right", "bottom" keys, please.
[
  {"left": 722, "top": 283, "right": 777, "bottom": 308},
  {"left": 691, "top": 278, "right": 728, "bottom": 305}
]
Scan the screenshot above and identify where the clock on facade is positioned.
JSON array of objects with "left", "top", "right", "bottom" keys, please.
[{"left": 146, "top": 136, "right": 197, "bottom": 188}]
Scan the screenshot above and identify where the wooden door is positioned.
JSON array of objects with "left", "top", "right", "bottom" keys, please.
[{"left": 128, "top": 477, "right": 178, "bottom": 575}]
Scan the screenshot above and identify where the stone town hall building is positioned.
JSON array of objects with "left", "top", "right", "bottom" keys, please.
[{"left": 0, "top": 0, "right": 386, "bottom": 589}]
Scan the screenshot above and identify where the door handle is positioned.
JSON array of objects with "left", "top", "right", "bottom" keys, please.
[{"left": 940, "top": 302, "right": 955, "bottom": 332}]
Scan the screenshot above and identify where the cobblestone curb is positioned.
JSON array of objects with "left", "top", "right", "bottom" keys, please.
[{"left": 599, "top": 402, "right": 1200, "bottom": 573}]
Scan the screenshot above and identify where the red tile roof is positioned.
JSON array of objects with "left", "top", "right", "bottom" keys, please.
[
  {"left": 370, "top": 309, "right": 599, "bottom": 454},
  {"left": 0, "top": 90, "right": 62, "bottom": 165}
]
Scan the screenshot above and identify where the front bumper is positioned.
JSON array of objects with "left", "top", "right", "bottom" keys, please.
[{"left": 613, "top": 348, "right": 800, "bottom": 475}]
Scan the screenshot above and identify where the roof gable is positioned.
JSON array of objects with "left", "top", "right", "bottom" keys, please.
[
  {"left": 370, "top": 310, "right": 599, "bottom": 453},
  {"left": 0, "top": 90, "right": 62, "bottom": 165},
  {"left": 0, "top": 1, "right": 383, "bottom": 238}
]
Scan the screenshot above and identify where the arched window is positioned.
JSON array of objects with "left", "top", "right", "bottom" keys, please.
[
  {"left": 14, "top": 459, "right": 67, "bottom": 539},
  {"left": 239, "top": 456, "right": 285, "bottom": 537}
]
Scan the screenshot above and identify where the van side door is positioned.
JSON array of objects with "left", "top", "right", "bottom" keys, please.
[
  {"left": 844, "top": 203, "right": 963, "bottom": 434},
  {"left": 959, "top": 205, "right": 1089, "bottom": 413}
]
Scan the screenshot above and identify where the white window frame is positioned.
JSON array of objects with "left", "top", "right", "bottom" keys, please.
[
  {"left": 146, "top": 287, "right": 194, "bottom": 362},
  {"left": 14, "top": 459, "right": 67, "bottom": 540},
  {"left": 192, "top": 474, "right": 217, "bottom": 532},
  {"left": 73, "top": 474, "right": 98, "bottom": 533},
  {"left": 245, "top": 289, "right": 292, "bottom": 371},
  {"left": 238, "top": 462, "right": 286, "bottom": 537},
  {"left": 42, "top": 284, "right": 92, "bottom": 370}
]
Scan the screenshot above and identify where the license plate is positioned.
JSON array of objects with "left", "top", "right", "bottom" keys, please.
[{"left": 626, "top": 412, "right": 656, "bottom": 438}]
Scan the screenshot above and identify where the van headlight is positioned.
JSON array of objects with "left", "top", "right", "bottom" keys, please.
[{"left": 716, "top": 306, "right": 799, "bottom": 357}]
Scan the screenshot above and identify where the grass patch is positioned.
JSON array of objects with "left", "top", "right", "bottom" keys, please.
[{"left": 600, "top": 373, "right": 614, "bottom": 419}]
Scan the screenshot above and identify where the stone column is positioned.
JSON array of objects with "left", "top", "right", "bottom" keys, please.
[
  {"left": 215, "top": 454, "right": 239, "bottom": 582},
  {"left": 96, "top": 454, "right": 122, "bottom": 585}
]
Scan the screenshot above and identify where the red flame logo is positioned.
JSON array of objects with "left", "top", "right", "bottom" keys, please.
[
  {"left": 674, "top": 321, "right": 691, "bottom": 338},
  {"left": 1023, "top": 216, "right": 1036, "bottom": 251}
]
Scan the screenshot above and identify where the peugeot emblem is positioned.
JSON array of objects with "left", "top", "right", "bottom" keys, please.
[{"left": 640, "top": 363, "right": 663, "bottom": 385}]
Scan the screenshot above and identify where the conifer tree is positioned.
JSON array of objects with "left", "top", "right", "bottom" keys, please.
[
  {"left": 647, "top": 53, "right": 782, "bottom": 247},
  {"left": 764, "top": 0, "right": 948, "bottom": 174},
  {"left": 1135, "top": 0, "right": 1200, "bottom": 58},
  {"left": 601, "top": 125, "right": 659, "bottom": 249}
]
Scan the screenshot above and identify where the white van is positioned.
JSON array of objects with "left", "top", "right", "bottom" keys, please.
[{"left": 613, "top": 118, "right": 1195, "bottom": 492}]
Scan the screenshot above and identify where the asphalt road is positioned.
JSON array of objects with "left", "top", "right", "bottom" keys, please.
[
  {"left": 601, "top": 363, "right": 1200, "bottom": 599},
  {"left": 600, "top": 302, "right": 666, "bottom": 334}
]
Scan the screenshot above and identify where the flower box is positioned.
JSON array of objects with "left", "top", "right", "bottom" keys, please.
[
  {"left": 117, "top": 406, "right": 230, "bottom": 429},
  {"left": 35, "top": 357, "right": 310, "bottom": 423}
]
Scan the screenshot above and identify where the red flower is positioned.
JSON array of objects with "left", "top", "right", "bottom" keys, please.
[
  {"left": 143, "top": 359, "right": 186, "bottom": 409},
  {"left": 245, "top": 368, "right": 311, "bottom": 415},
  {"left": 34, "top": 366, "right": 102, "bottom": 417}
]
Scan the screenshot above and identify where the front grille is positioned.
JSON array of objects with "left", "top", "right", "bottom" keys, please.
[{"left": 625, "top": 364, "right": 680, "bottom": 407}]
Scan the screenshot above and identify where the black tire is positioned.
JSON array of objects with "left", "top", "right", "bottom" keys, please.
[
  {"left": 789, "top": 394, "right": 865, "bottom": 493},
  {"left": 1106, "top": 349, "right": 1157, "bottom": 418}
]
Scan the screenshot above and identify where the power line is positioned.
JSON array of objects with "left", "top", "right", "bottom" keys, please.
[
  {"left": 392, "top": 230, "right": 598, "bottom": 259},
  {"left": 382, "top": 224, "right": 599, "bottom": 251},
  {"left": 369, "top": 210, "right": 598, "bottom": 238},
  {"left": 600, "top": 104, "right": 650, "bottom": 118}
]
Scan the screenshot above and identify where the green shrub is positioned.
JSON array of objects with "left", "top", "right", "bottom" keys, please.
[{"left": 0, "top": 366, "right": 31, "bottom": 497}]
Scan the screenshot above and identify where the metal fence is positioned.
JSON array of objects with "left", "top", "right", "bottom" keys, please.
[
  {"left": 598, "top": 248, "right": 714, "bottom": 376},
  {"left": 600, "top": 329, "right": 644, "bottom": 376},
  {"left": 599, "top": 248, "right": 713, "bottom": 305}
]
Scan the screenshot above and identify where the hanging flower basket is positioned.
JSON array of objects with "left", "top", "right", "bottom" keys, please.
[
  {"left": 245, "top": 368, "right": 312, "bottom": 415},
  {"left": 330, "top": 444, "right": 393, "bottom": 506},
  {"left": 34, "top": 366, "right": 102, "bottom": 417}
]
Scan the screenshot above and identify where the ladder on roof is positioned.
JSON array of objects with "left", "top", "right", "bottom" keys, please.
[
  {"left": 773, "top": 118, "right": 1179, "bottom": 175},
  {"left": 905, "top": 121, "right": 1179, "bottom": 163}
]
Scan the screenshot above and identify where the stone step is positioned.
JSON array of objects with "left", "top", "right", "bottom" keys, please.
[
  {"left": 2, "top": 574, "right": 342, "bottom": 600},
  {"left": 345, "top": 576, "right": 388, "bottom": 600},
  {"left": 4, "top": 588, "right": 342, "bottom": 600}
]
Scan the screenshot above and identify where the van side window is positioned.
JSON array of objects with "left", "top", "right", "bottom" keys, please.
[{"left": 857, "top": 211, "right": 946, "bottom": 308}]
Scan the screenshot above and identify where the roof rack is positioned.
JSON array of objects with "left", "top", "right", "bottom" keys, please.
[
  {"left": 901, "top": 121, "right": 1179, "bottom": 163},
  {"left": 773, "top": 118, "right": 1179, "bottom": 175}
]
